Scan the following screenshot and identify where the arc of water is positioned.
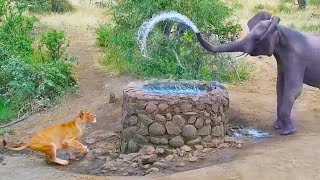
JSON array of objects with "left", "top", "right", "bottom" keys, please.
[{"left": 137, "top": 11, "right": 200, "bottom": 57}]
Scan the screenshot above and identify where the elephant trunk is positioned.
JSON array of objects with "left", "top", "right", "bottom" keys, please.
[{"left": 196, "top": 33, "right": 244, "bottom": 53}]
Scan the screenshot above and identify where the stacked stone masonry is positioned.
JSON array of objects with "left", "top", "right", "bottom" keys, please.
[{"left": 120, "top": 80, "right": 229, "bottom": 154}]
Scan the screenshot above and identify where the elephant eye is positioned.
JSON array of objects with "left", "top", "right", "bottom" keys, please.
[{"left": 254, "top": 37, "right": 260, "bottom": 42}]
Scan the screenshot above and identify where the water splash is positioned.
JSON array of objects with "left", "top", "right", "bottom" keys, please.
[
  {"left": 137, "top": 11, "right": 199, "bottom": 57},
  {"left": 232, "top": 128, "right": 272, "bottom": 138}
]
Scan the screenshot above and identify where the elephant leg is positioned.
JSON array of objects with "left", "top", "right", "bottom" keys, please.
[
  {"left": 279, "top": 68, "right": 304, "bottom": 135},
  {"left": 273, "top": 71, "right": 284, "bottom": 129}
]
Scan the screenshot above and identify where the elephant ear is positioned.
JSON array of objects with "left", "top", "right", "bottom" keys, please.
[{"left": 247, "top": 11, "right": 273, "bottom": 31}]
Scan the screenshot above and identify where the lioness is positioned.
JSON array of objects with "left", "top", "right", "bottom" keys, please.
[{"left": 2, "top": 109, "right": 96, "bottom": 165}]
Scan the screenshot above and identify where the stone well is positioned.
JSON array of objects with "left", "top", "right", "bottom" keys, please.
[{"left": 120, "top": 79, "right": 229, "bottom": 154}]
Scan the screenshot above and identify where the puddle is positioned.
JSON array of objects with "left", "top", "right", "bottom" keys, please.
[{"left": 231, "top": 127, "right": 274, "bottom": 138}]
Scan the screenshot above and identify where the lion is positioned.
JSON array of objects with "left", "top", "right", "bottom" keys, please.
[{"left": 2, "top": 109, "right": 96, "bottom": 165}]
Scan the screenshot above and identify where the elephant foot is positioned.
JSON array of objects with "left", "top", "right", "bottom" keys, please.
[
  {"left": 272, "top": 119, "right": 282, "bottom": 130},
  {"left": 280, "top": 121, "right": 296, "bottom": 135}
]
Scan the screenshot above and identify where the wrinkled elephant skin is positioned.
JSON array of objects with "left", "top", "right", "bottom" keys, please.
[{"left": 196, "top": 11, "right": 320, "bottom": 135}]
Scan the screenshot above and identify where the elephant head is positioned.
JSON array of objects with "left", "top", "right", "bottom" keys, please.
[{"left": 196, "top": 11, "right": 280, "bottom": 57}]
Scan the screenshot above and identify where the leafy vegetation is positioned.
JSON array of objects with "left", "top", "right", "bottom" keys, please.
[
  {"left": 97, "top": 0, "right": 251, "bottom": 82},
  {"left": 0, "top": 0, "right": 77, "bottom": 121}
]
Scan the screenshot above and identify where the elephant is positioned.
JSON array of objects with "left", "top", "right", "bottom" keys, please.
[{"left": 196, "top": 11, "right": 320, "bottom": 135}]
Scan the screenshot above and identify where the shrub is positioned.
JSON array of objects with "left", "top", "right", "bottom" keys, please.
[
  {"left": 97, "top": 0, "right": 250, "bottom": 82},
  {"left": 0, "top": 0, "right": 77, "bottom": 121},
  {"left": 14, "top": 0, "right": 75, "bottom": 13}
]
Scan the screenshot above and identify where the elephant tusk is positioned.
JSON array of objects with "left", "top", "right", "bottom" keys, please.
[
  {"left": 235, "top": 53, "right": 249, "bottom": 59},
  {"left": 235, "top": 52, "right": 246, "bottom": 58}
]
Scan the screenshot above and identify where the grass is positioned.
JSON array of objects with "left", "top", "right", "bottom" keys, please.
[
  {"left": 300, "top": 23, "right": 320, "bottom": 32},
  {"left": 0, "top": 98, "right": 14, "bottom": 122}
]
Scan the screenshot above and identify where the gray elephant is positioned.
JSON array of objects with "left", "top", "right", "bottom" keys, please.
[{"left": 196, "top": 11, "right": 320, "bottom": 135}]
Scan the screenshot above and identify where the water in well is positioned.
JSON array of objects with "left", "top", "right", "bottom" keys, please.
[
  {"left": 137, "top": 11, "right": 199, "bottom": 56},
  {"left": 143, "top": 81, "right": 226, "bottom": 94}
]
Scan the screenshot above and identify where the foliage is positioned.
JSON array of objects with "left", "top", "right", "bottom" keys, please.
[
  {"left": 309, "top": 0, "right": 320, "bottom": 6},
  {"left": 14, "top": 0, "right": 75, "bottom": 13},
  {"left": 0, "top": 0, "right": 77, "bottom": 121},
  {"left": 97, "top": 0, "right": 250, "bottom": 82},
  {"left": 276, "top": 2, "right": 293, "bottom": 13}
]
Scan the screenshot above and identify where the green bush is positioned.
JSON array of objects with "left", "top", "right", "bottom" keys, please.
[
  {"left": 0, "top": 0, "right": 77, "bottom": 121},
  {"left": 14, "top": 0, "right": 75, "bottom": 13},
  {"left": 97, "top": 0, "right": 250, "bottom": 82}
]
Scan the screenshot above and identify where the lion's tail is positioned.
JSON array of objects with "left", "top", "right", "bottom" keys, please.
[{"left": 2, "top": 139, "right": 28, "bottom": 151}]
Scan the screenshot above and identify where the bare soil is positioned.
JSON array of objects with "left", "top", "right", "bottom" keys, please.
[{"left": 1, "top": 1, "right": 320, "bottom": 180}]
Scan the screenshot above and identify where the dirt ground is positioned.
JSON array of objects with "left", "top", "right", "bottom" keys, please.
[{"left": 1, "top": 1, "right": 320, "bottom": 180}]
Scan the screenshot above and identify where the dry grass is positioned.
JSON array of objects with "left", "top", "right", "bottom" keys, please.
[
  {"left": 226, "top": 0, "right": 320, "bottom": 33},
  {"left": 36, "top": 0, "right": 110, "bottom": 29}
]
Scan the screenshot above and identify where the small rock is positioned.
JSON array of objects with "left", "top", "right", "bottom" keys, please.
[
  {"left": 202, "top": 148, "right": 214, "bottom": 153},
  {"left": 109, "top": 92, "right": 116, "bottom": 103},
  {"left": 173, "top": 115, "right": 186, "bottom": 127},
  {"left": 181, "top": 124, "right": 197, "bottom": 140},
  {"left": 138, "top": 114, "right": 153, "bottom": 126},
  {"left": 158, "top": 103, "right": 169, "bottom": 111},
  {"left": 165, "top": 155, "right": 174, "bottom": 161},
  {"left": 149, "top": 123, "right": 166, "bottom": 136},
  {"left": 166, "top": 113, "right": 172, "bottom": 120},
  {"left": 212, "top": 126, "right": 222, "bottom": 137},
  {"left": 133, "top": 134, "right": 149, "bottom": 144},
  {"left": 119, "top": 154, "right": 125, "bottom": 159},
  {"left": 204, "top": 111, "right": 210, "bottom": 117},
  {"left": 224, "top": 136, "right": 236, "bottom": 143},
  {"left": 184, "top": 112, "right": 197, "bottom": 115},
  {"left": 186, "top": 137, "right": 201, "bottom": 145},
  {"left": 102, "top": 161, "right": 115, "bottom": 170},
  {"left": 205, "top": 118, "right": 212, "bottom": 124},
  {"left": 169, "top": 136, "right": 185, "bottom": 147},
  {"left": 195, "top": 118, "right": 204, "bottom": 129},
  {"left": 155, "top": 114, "right": 166, "bottom": 122},
  {"left": 153, "top": 162, "right": 167, "bottom": 169},
  {"left": 188, "top": 116, "right": 197, "bottom": 123},
  {"left": 165, "top": 122, "right": 182, "bottom": 135},
  {"left": 131, "top": 162, "right": 139, "bottom": 168},
  {"left": 180, "top": 145, "right": 192, "bottom": 152},
  {"left": 174, "top": 107, "right": 181, "bottom": 113},
  {"left": 236, "top": 143, "right": 242, "bottom": 148},
  {"left": 146, "top": 102, "right": 158, "bottom": 113},
  {"left": 142, "top": 164, "right": 150, "bottom": 169},
  {"left": 137, "top": 123, "right": 149, "bottom": 135},
  {"left": 85, "top": 137, "right": 96, "bottom": 144},
  {"left": 189, "top": 156, "right": 198, "bottom": 162},
  {"left": 128, "top": 140, "right": 139, "bottom": 153},
  {"left": 123, "top": 172, "right": 129, "bottom": 176},
  {"left": 218, "top": 143, "right": 230, "bottom": 149},
  {"left": 176, "top": 162, "right": 185, "bottom": 167},
  {"left": 180, "top": 103, "right": 192, "bottom": 112},
  {"left": 141, "top": 154, "right": 157, "bottom": 164},
  {"left": 139, "top": 145, "right": 155, "bottom": 155},
  {"left": 128, "top": 116, "right": 138, "bottom": 126},
  {"left": 110, "top": 167, "right": 118, "bottom": 171},
  {"left": 193, "top": 150, "right": 200, "bottom": 157},
  {"left": 160, "top": 138, "right": 168, "bottom": 144},
  {"left": 202, "top": 135, "right": 212, "bottom": 143},
  {"left": 150, "top": 137, "right": 160, "bottom": 144},
  {"left": 123, "top": 153, "right": 140, "bottom": 162},
  {"left": 146, "top": 167, "right": 160, "bottom": 174},
  {"left": 155, "top": 147, "right": 165, "bottom": 154},
  {"left": 194, "top": 145, "right": 204, "bottom": 151},
  {"left": 197, "top": 125, "right": 211, "bottom": 136}
]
